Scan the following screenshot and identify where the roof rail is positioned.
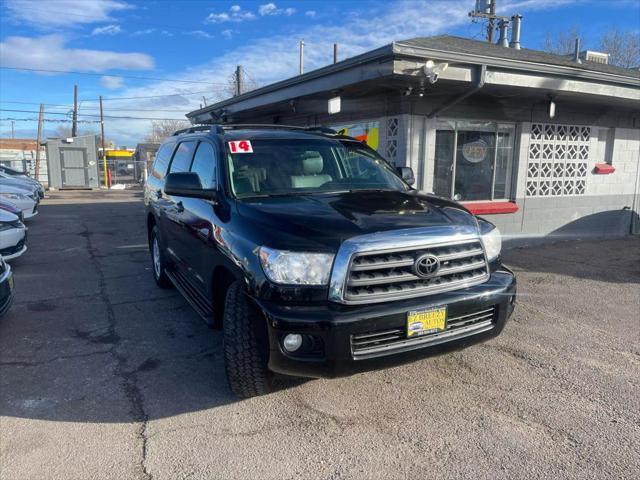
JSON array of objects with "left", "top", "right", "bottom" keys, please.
[
  {"left": 218, "top": 124, "right": 338, "bottom": 135},
  {"left": 172, "top": 124, "right": 339, "bottom": 137},
  {"left": 171, "top": 125, "right": 224, "bottom": 136}
]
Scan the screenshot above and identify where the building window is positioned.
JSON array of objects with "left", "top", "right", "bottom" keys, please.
[
  {"left": 433, "top": 120, "right": 515, "bottom": 201},
  {"left": 526, "top": 122, "right": 590, "bottom": 197}
]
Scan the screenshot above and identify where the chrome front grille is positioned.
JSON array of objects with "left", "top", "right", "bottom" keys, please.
[
  {"left": 351, "top": 306, "right": 497, "bottom": 358},
  {"left": 343, "top": 239, "right": 489, "bottom": 304}
]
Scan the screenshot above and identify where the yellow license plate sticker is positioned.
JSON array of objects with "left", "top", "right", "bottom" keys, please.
[{"left": 407, "top": 307, "right": 447, "bottom": 337}]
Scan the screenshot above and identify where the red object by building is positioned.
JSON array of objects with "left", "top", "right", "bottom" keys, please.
[
  {"left": 593, "top": 163, "right": 615, "bottom": 174},
  {"left": 462, "top": 201, "right": 519, "bottom": 215}
]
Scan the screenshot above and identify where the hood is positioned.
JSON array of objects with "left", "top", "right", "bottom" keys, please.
[
  {"left": 0, "top": 208, "right": 20, "bottom": 223},
  {"left": 236, "top": 190, "right": 478, "bottom": 251},
  {"left": 0, "top": 181, "right": 35, "bottom": 194}
]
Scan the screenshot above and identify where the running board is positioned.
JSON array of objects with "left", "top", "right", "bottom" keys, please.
[{"left": 166, "top": 269, "right": 214, "bottom": 324}]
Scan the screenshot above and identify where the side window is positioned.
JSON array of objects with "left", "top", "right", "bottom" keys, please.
[
  {"left": 169, "top": 141, "right": 196, "bottom": 173},
  {"left": 190, "top": 142, "right": 217, "bottom": 189},
  {"left": 151, "top": 142, "right": 175, "bottom": 179}
]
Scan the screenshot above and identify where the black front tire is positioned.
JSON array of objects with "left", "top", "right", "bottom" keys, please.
[
  {"left": 223, "top": 281, "right": 273, "bottom": 398},
  {"left": 150, "top": 225, "right": 172, "bottom": 289}
]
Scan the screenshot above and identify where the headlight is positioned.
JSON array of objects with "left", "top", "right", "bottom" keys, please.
[
  {"left": 0, "top": 193, "right": 25, "bottom": 200},
  {"left": 481, "top": 226, "right": 502, "bottom": 261},
  {"left": 259, "top": 247, "right": 334, "bottom": 285}
]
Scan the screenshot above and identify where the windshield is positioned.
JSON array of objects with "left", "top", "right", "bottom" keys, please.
[{"left": 226, "top": 138, "right": 408, "bottom": 198}]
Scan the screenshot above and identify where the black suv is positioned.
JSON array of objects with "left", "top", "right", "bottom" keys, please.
[{"left": 145, "top": 125, "right": 516, "bottom": 397}]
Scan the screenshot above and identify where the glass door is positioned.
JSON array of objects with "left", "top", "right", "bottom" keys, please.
[
  {"left": 433, "top": 120, "right": 515, "bottom": 201},
  {"left": 454, "top": 122, "right": 495, "bottom": 201}
]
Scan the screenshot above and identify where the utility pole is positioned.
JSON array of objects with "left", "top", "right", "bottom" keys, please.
[
  {"left": 299, "top": 39, "right": 305, "bottom": 74},
  {"left": 10, "top": 121, "right": 14, "bottom": 139},
  {"left": 99, "top": 96, "right": 108, "bottom": 188},
  {"left": 71, "top": 84, "right": 78, "bottom": 137},
  {"left": 333, "top": 43, "right": 338, "bottom": 64},
  {"left": 487, "top": 0, "right": 496, "bottom": 43},
  {"left": 235, "top": 65, "right": 243, "bottom": 96},
  {"left": 34, "top": 104, "right": 44, "bottom": 182},
  {"left": 469, "top": 0, "right": 512, "bottom": 44}
]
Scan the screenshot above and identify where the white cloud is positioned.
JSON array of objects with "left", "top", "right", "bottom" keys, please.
[
  {"left": 91, "top": 24, "right": 122, "bottom": 35},
  {"left": 187, "top": 30, "right": 214, "bottom": 39},
  {"left": 0, "top": 35, "right": 155, "bottom": 72},
  {"left": 100, "top": 75, "right": 124, "bottom": 89},
  {"left": 221, "top": 29, "right": 233, "bottom": 39},
  {"left": 259, "top": 3, "right": 295, "bottom": 16},
  {"left": 258, "top": 3, "right": 277, "bottom": 15},
  {"left": 132, "top": 28, "right": 155, "bottom": 36},
  {"left": 3, "top": 0, "right": 131, "bottom": 28},
  {"left": 206, "top": 5, "right": 256, "bottom": 23},
  {"left": 305, "top": 10, "right": 316, "bottom": 17}
]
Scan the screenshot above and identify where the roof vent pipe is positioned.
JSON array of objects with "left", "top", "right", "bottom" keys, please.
[
  {"left": 573, "top": 37, "right": 582, "bottom": 63},
  {"left": 497, "top": 20, "right": 509, "bottom": 48},
  {"left": 509, "top": 14, "right": 522, "bottom": 49}
]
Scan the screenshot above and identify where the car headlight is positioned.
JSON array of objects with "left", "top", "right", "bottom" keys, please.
[
  {"left": 0, "top": 193, "right": 25, "bottom": 200},
  {"left": 259, "top": 247, "right": 335, "bottom": 285},
  {"left": 481, "top": 225, "right": 502, "bottom": 261}
]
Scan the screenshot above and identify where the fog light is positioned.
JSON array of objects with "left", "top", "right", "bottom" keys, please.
[{"left": 283, "top": 334, "right": 303, "bottom": 352}]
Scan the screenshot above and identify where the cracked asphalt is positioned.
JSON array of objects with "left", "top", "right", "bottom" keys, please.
[{"left": 1, "top": 190, "right": 639, "bottom": 480}]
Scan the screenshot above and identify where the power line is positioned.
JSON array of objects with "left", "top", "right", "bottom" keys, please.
[
  {"left": 0, "top": 108, "right": 187, "bottom": 121},
  {"left": 81, "top": 89, "right": 220, "bottom": 102},
  {"left": 0, "top": 66, "right": 227, "bottom": 85},
  {"left": 0, "top": 117, "right": 101, "bottom": 124},
  {"left": 0, "top": 101, "right": 192, "bottom": 112}
]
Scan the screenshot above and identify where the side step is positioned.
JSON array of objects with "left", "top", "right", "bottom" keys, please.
[{"left": 166, "top": 269, "right": 215, "bottom": 324}]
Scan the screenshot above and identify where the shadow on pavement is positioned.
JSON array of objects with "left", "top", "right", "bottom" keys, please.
[{"left": 504, "top": 211, "right": 640, "bottom": 284}]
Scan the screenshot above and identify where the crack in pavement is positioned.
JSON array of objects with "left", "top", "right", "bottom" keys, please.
[
  {"left": 0, "top": 350, "right": 111, "bottom": 368},
  {"left": 82, "top": 221, "right": 153, "bottom": 480}
]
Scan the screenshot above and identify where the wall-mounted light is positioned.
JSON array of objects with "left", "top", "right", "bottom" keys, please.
[
  {"left": 328, "top": 96, "right": 341, "bottom": 115},
  {"left": 548, "top": 98, "right": 556, "bottom": 119}
]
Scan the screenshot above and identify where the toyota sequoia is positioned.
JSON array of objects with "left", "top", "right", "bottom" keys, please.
[{"left": 144, "top": 124, "right": 516, "bottom": 397}]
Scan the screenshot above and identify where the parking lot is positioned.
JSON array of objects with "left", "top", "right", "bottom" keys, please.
[{"left": 1, "top": 190, "right": 639, "bottom": 480}]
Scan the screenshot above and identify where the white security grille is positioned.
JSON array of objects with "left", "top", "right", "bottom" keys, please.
[
  {"left": 526, "top": 123, "right": 590, "bottom": 197},
  {"left": 385, "top": 117, "right": 399, "bottom": 159}
]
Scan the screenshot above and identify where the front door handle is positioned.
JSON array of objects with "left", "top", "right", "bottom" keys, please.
[{"left": 176, "top": 201, "right": 184, "bottom": 213}]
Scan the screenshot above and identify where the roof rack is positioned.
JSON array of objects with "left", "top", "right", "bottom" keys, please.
[
  {"left": 172, "top": 124, "right": 339, "bottom": 137},
  {"left": 219, "top": 124, "right": 338, "bottom": 135},
  {"left": 171, "top": 125, "right": 225, "bottom": 136}
]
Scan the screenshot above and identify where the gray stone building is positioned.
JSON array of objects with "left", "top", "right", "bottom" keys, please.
[{"left": 187, "top": 35, "right": 640, "bottom": 241}]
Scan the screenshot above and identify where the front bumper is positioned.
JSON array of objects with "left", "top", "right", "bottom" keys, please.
[{"left": 256, "top": 268, "right": 516, "bottom": 378}]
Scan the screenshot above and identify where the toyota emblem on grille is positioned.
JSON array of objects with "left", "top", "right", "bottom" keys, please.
[{"left": 413, "top": 253, "right": 440, "bottom": 278}]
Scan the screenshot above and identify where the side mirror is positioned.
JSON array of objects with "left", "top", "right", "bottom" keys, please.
[
  {"left": 396, "top": 166, "right": 415, "bottom": 186},
  {"left": 164, "top": 172, "right": 218, "bottom": 201}
]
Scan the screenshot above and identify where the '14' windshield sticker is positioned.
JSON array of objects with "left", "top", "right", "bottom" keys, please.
[{"left": 228, "top": 140, "right": 253, "bottom": 153}]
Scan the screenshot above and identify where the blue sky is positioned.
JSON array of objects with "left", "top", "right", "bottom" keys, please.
[{"left": 1, "top": 0, "right": 638, "bottom": 144}]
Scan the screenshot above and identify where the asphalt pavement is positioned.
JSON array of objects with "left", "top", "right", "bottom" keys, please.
[{"left": 1, "top": 190, "right": 639, "bottom": 480}]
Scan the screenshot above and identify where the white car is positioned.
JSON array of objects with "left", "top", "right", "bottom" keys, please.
[
  {"left": 0, "top": 169, "right": 44, "bottom": 199},
  {"left": 0, "top": 209, "right": 27, "bottom": 261},
  {"left": 0, "top": 184, "right": 38, "bottom": 219}
]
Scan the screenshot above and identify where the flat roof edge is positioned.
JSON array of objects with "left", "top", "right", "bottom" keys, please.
[{"left": 393, "top": 41, "right": 640, "bottom": 87}]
